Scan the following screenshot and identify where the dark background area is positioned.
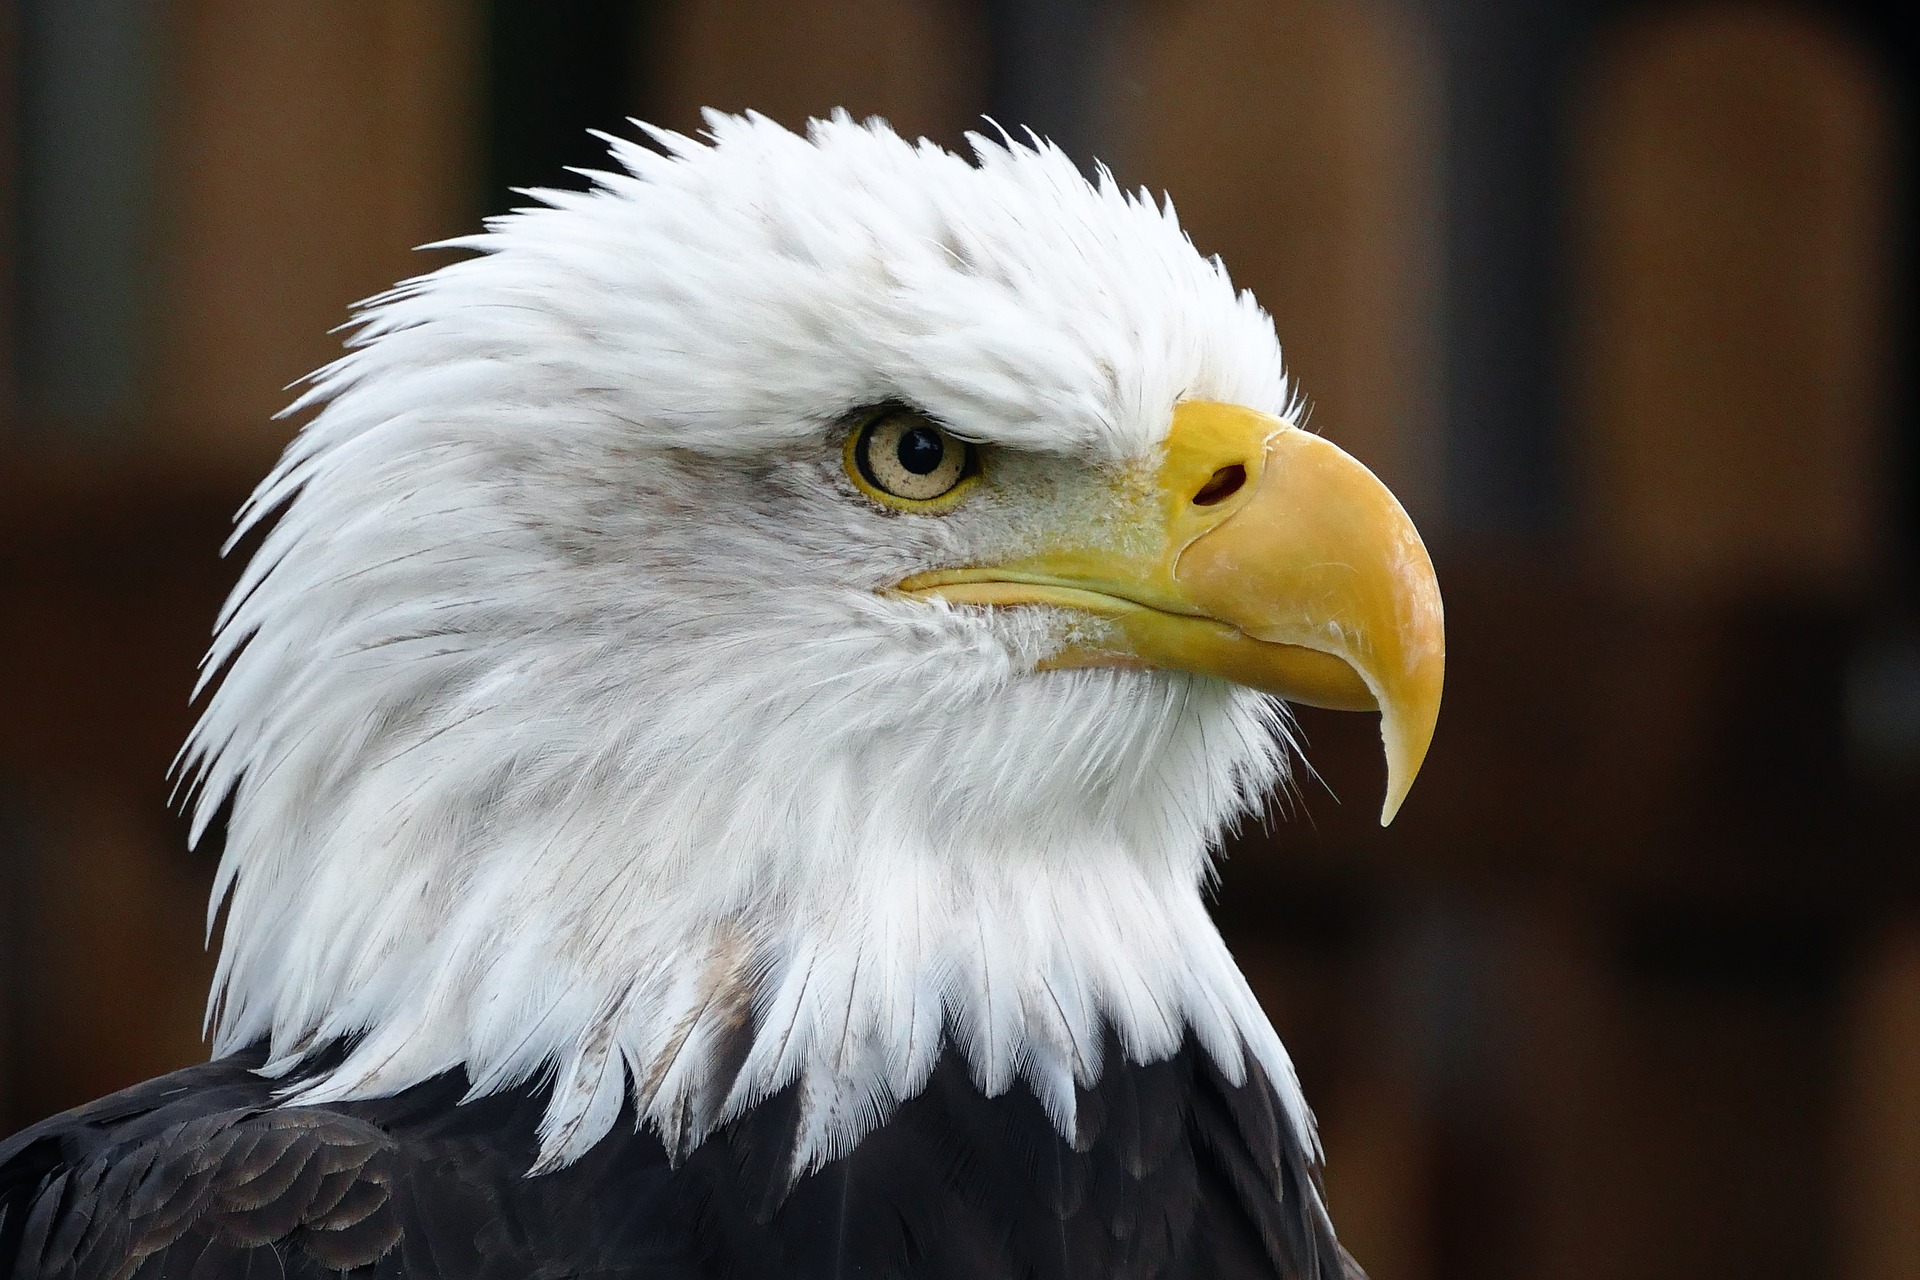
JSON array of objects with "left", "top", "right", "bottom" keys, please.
[{"left": 6, "top": 3, "right": 1920, "bottom": 1278}]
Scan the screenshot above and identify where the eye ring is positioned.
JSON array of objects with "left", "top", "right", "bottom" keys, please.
[{"left": 844, "top": 407, "right": 980, "bottom": 511}]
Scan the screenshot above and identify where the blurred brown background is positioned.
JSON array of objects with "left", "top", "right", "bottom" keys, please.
[{"left": 3, "top": 2, "right": 1919, "bottom": 1277}]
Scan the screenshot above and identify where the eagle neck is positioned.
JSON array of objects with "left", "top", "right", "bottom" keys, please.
[{"left": 259, "top": 825, "right": 1307, "bottom": 1178}]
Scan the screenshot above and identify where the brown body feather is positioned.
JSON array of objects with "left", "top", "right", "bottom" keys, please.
[{"left": 0, "top": 1034, "right": 1356, "bottom": 1280}]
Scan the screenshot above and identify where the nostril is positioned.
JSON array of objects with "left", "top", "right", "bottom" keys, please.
[{"left": 1192, "top": 464, "right": 1246, "bottom": 506}]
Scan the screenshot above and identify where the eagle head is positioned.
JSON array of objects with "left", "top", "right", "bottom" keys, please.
[{"left": 181, "top": 112, "right": 1443, "bottom": 1176}]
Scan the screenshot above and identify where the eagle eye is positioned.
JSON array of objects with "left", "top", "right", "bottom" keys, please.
[{"left": 845, "top": 407, "right": 979, "bottom": 510}]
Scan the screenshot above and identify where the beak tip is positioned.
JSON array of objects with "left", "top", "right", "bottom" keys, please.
[
  {"left": 1376, "top": 696, "right": 1439, "bottom": 828},
  {"left": 1378, "top": 783, "right": 1408, "bottom": 827}
]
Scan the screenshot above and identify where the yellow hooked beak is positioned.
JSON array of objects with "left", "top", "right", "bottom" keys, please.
[{"left": 899, "top": 401, "right": 1444, "bottom": 824}]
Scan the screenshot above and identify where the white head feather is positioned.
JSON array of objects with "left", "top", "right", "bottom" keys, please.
[{"left": 181, "top": 110, "right": 1315, "bottom": 1179}]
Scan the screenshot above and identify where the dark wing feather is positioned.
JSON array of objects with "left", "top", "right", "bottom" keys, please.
[
  {"left": 1, "top": 1032, "right": 1357, "bottom": 1279},
  {"left": 1, "top": 1077, "right": 405, "bottom": 1278}
]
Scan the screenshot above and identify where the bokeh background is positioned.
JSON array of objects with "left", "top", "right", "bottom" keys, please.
[{"left": 4, "top": 1, "right": 1919, "bottom": 1276}]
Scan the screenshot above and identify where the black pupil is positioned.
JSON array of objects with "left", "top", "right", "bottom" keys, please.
[{"left": 896, "top": 426, "right": 946, "bottom": 475}]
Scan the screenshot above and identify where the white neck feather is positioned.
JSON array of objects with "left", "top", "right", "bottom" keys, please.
[{"left": 200, "top": 597, "right": 1308, "bottom": 1173}]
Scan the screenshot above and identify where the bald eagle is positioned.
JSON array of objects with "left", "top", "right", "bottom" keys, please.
[{"left": 0, "top": 113, "right": 1441, "bottom": 1279}]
